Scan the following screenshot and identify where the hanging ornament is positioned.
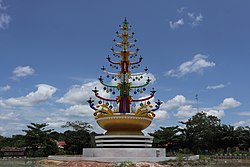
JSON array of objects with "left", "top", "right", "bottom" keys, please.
[
  {"left": 134, "top": 91, "right": 137, "bottom": 94},
  {"left": 103, "top": 87, "right": 107, "bottom": 90},
  {"left": 106, "top": 90, "right": 109, "bottom": 93},
  {"left": 106, "top": 102, "right": 109, "bottom": 106},
  {"left": 137, "top": 89, "right": 140, "bottom": 92},
  {"left": 140, "top": 103, "right": 143, "bottom": 106},
  {"left": 143, "top": 88, "right": 146, "bottom": 91},
  {"left": 140, "top": 75, "right": 143, "bottom": 79},
  {"left": 98, "top": 100, "right": 102, "bottom": 104},
  {"left": 107, "top": 75, "right": 110, "bottom": 78},
  {"left": 109, "top": 105, "right": 113, "bottom": 109},
  {"left": 114, "top": 78, "right": 117, "bottom": 81},
  {"left": 147, "top": 101, "right": 151, "bottom": 105},
  {"left": 112, "top": 91, "right": 115, "bottom": 95},
  {"left": 133, "top": 78, "right": 135, "bottom": 81}
]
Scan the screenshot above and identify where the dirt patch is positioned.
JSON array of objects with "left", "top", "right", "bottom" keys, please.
[
  {"left": 39, "top": 160, "right": 171, "bottom": 167},
  {"left": 39, "top": 159, "right": 113, "bottom": 167}
]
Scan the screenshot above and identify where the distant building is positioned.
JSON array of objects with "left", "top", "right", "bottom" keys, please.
[
  {"left": 0, "top": 147, "right": 26, "bottom": 157},
  {"left": 56, "top": 141, "right": 66, "bottom": 149}
]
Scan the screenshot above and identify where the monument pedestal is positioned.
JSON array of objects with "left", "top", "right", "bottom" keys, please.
[
  {"left": 81, "top": 147, "right": 167, "bottom": 162},
  {"left": 83, "top": 148, "right": 165, "bottom": 157},
  {"left": 95, "top": 135, "right": 153, "bottom": 147},
  {"left": 80, "top": 135, "right": 166, "bottom": 162}
]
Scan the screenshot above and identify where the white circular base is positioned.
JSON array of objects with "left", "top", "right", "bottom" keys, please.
[{"left": 95, "top": 135, "right": 153, "bottom": 148}]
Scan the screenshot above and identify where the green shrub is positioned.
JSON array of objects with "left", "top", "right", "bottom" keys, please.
[{"left": 113, "top": 161, "right": 134, "bottom": 167}]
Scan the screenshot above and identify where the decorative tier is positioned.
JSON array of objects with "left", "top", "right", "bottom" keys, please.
[
  {"left": 96, "top": 114, "right": 152, "bottom": 135},
  {"left": 95, "top": 135, "right": 153, "bottom": 147},
  {"left": 88, "top": 18, "right": 162, "bottom": 137}
]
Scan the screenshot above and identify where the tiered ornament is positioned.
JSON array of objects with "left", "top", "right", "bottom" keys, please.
[{"left": 88, "top": 18, "right": 161, "bottom": 135}]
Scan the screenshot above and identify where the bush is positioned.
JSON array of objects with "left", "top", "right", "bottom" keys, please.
[{"left": 113, "top": 161, "right": 134, "bottom": 167}]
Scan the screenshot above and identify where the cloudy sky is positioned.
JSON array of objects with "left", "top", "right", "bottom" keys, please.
[{"left": 1, "top": 0, "right": 250, "bottom": 136}]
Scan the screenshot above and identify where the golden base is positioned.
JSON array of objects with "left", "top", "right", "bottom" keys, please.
[{"left": 96, "top": 114, "right": 152, "bottom": 136}]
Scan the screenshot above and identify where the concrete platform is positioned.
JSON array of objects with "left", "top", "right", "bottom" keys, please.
[
  {"left": 48, "top": 155, "right": 200, "bottom": 163},
  {"left": 83, "top": 148, "right": 165, "bottom": 157},
  {"left": 49, "top": 147, "right": 167, "bottom": 162}
]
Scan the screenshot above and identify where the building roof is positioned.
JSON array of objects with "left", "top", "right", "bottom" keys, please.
[{"left": 0, "top": 147, "right": 26, "bottom": 152}]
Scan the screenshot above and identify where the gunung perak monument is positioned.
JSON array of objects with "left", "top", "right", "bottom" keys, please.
[
  {"left": 48, "top": 18, "right": 200, "bottom": 163},
  {"left": 83, "top": 18, "right": 167, "bottom": 162},
  {"left": 88, "top": 18, "right": 161, "bottom": 138}
]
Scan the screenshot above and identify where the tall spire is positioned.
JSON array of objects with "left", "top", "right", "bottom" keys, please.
[
  {"left": 87, "top": 18, "right": 162, "bottom": 136},
  {"left": 88, "top": 18, "right": 161, "bottom": 115}
]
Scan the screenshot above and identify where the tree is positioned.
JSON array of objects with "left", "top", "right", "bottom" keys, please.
[
  {"left": 23, "top": 123, "right": 58, "bottom": 157},
  {"left": 61, "top": 121, "right": 92, "bottom": 132},
  {"left": 181, "top": 112, "right": 221, "bottom": 154},
  {"left": 0, "top": 135, "right": 7, "bottom": 149},
  {"left": 149, "top": 126, "right": 180, "bottom": 148},
  {"left": 218, "top": 124, "right": 238, "bottom": 152},
  {"left": 62, "top": 121, "right": 94, "bottom": 154}
]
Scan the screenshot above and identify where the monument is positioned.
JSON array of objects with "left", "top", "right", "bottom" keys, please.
[
  {"left": 85, "top": 18, "right": 166, "bottom": 161},
  {"left": 48, "top": 18, "right": 199, "bottom": 163}
]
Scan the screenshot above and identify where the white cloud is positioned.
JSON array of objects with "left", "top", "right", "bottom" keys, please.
[
  {"left": 0, "top": 112, "right": 18, "bottom": 120},
  {"left": 177, "top": 7, "right": 185, "bottom": 14},
  {"left": 218, "top": 97, "right": 241, "bottom": 110},
  {"left": 57, "top": 81, "right": 110, "bottom": 105},
  {"left": 188, "top": 12, "right": 203, "bottom": 27},
  {"left": 205, "top": 109, "right": 225, "bottom": 118},
  {"left": 0, "top": 0, "right": 10, "bottom": 30},
  {"left": 174, "top": 97, "right": 240, "bottom": 119},
  {"left": 0, "top": 0, "right": 7, "bottom": 11},
  {"left": 233, "top": 120, "right": 250, "bottom": 127},
  {"left": 0, "top": 84, "right": 11, "bottom": 92},
  {"left": 12, "top": 66, "right": 35, "bottom": 78},
  {"left": 236, "top": 112, "right": 250, "bottom": 116},
  {"left": 169, "top": 9, "right": 203, "bottom": 29},
  {"left": 154, "top": 110, "right": 169, "bottom": 120},
  {"left": 169, "top": 18, "right": 184, "bottom": 30},
  {"left": 0, "top": 100, "right": 6, "bottom": 107},
  {"left": 166, "top": 54, "right": 215, "bottom": 77},
  {"left": 44, "top": 116, "right": 70, "bottom": 129},
  {"left": 1, "top": 84, "right": 57, "bottom": 107},
  {"left": 161, "top": 95, "right": 186, "bottom": 110},
  {"left": 0, "top": 126, "right": 4, "bottom": 132},
  {"left": 207, "top": 84, "right": 225, "bottom": 90},
  {"left": 43, "top": 108, "right": 98, "bottom": 133},
  {"left": 59, "top": 104, "right": 93, "bottom": 117},
  {"left": 175, "top": 105, "right": 225, "bottom": 119},
  {"left": 155, "top": 95, "right": 189, "bottom": 119},
  {"left": 175, "top": 105, "right": 197, "bottom": 118},
  {"left": 0, "top": 12, "right": 10, "bottom": 30}
]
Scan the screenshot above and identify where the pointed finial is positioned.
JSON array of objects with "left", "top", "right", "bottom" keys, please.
[{"left": 122, "top": 17, "right": 129, "bottom": 29}]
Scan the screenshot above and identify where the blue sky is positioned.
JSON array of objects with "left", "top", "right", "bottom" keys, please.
[{"left": 1, "top": 0, "right": 250, "bottom": 136}]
